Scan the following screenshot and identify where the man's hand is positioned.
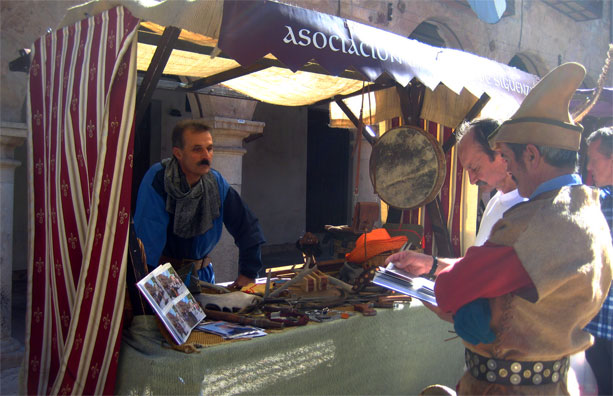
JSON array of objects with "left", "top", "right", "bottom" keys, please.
[
  {"left": 228, "top": 274, "right": 255, "bottom": 290},
  {"left": 384, "top": 250, "right": 433, "bottom": 276}
]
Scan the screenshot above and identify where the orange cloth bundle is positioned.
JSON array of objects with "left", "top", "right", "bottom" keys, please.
[{"left": 345, "top": 228, "right": 407, "bottom": 264}]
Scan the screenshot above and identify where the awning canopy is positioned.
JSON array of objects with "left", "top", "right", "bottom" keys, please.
[
  {"left": 572, "top": 87, "right": 613, "bottom": 118},
  {"left": 218, "top": 0, "right": 537, "bottom": 103},
  {"left": 61, "top": 0, "right": 540, "bottom": 125}
]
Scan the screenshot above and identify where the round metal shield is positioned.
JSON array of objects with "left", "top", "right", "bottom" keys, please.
[{"left": 369, "top": 126, "right": 446, "bottom": 209}]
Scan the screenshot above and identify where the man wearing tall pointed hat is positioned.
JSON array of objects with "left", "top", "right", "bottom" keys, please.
[{"left": 387, "top": 63, "right": 612, "bottom": 395}]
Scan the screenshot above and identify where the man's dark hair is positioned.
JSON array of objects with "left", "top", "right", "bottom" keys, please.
[
  {"left": 506, "top": 143, "right": 578, "bottom": 169},
  {"left": 456, "top": 118, "right": 501, "bottom": 161},
  {"left": 171, "top": 120, "right": 211, "bottom": 149},
  {"left": 586, "top": 126, "right": 613, "bottom": 158}
]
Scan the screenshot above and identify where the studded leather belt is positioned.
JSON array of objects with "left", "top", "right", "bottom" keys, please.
[{"left": 465, "top": 349, "right": 570, "bottom": 386}]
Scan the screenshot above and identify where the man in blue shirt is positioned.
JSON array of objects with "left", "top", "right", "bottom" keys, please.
[
  {"left": 585, "top": 126, "right": 613, "bottom": 396},
  {"left": 134, "top": 120, "right": 266, "bottom": 292}
]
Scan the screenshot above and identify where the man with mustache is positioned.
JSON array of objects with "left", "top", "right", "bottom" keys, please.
[
  {"left": 134, "top": 120, "right": 266, "bottom": 291},
  {"left": 386, "top": 63, "right": 612, "bottom": 394},
  {"left": 456, "top": 118, "right": 526, "bottom": 246}
]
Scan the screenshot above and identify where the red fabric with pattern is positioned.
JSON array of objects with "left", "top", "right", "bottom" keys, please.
[{"left": 25, "top": 7, "right": 139, "bottom": 395}]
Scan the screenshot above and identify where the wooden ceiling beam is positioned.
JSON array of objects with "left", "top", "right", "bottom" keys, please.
[
  {"left": 134, "top": 26, "right": 181, "bottom": 127},
  {"left": 177, "top": 59, "right": 276, "bottom": 92},
  {"left": 310, "top": 81, "right": 395, "bottom": 107}
]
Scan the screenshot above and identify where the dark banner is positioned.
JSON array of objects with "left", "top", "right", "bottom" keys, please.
[
  {"left": 572, "top": 88, "right": 613, "bottom": 118},
  {"left": 218, "top": 0, "right": 539, "bottom": 103}
]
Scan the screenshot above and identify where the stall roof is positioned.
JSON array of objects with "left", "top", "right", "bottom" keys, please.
[
  {"left": 572, "top": 87, "right": 613, "bottom": 118},
  {"left": 61, "top": 0, "right": 539, "bottom": 119}
]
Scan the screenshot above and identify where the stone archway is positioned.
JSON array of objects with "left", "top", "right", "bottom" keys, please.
[
  {"left": 508, "top": 52, "right": 548, "bottom": 77},
  {"left": 408, "top": 19, "right": 464, "bottom": 50}
]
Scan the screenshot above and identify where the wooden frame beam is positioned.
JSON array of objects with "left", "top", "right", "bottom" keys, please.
[
  {"left": 177, "top": 59, "right": 274, "bottom": 92},
  {"left": 396, "top": 81, "right": 425, "bottom": 126},
  {"left": 311, "top": 81, "right": 395, "bottom": 107},
  {"left": 333, "top": 96, "right": 377, "bottom": 145},
  {"left": 134, "top": 26, "right": 181, "bottom": 127}
]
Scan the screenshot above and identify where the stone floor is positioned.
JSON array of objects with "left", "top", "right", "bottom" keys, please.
[
  {"left": 0, "top": 367, "right": 20, "bottom": 396},
  {"left": 1, "top": 274, "right": 26, "bottom": 396}
]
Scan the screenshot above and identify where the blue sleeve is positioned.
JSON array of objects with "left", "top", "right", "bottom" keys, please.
[
  {"left": 453, "top": 299, "right": 496, "bottom": 345},
  {"left": 222, "top": 186, "right": 266, "bottom": 279},
  {"left": 133, "top": 163, "right": 168, "bottom": 270}
]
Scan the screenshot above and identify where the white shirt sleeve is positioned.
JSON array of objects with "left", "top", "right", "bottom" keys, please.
[{"left": 474, "top": 189, "right": 526, "bottom": 246}]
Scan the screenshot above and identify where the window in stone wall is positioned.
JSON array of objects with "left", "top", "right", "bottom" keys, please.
[
  {"left": 408, "top": 20, "right": 464, "bottom": 50},
  {"left": 409, "top": 21, "right": 446, "bottom": 48}
]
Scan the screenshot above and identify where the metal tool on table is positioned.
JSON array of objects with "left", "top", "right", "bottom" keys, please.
[
  {"left": 263, "top": 306, "right": 309, "bottom": 326},
  {"left": 266, "top": 259, "right": 317, "bottom": 298},
  {"left": 373, "top": 294, "right": 413, "bottom": 308},
  {"left": 305, "top": 307, "right": 352, "bottom": 322},
  {"left": 202, "top": 308, "right": 284, "bottom": 330},
  {"left": 267, "top": 233, "right": 321, "bottom": 298},
  {"left": 264, "top": 288, "right": 349, "bottom": 310},
  {"left": 326, "top": 274, "right": 354, "bottom": 294}
]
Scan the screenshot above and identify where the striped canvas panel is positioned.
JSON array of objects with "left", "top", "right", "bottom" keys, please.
[{"left": 25, "top": 6, "right": 139, "bottom": 395}]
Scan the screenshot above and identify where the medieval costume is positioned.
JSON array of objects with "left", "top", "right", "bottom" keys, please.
[
  {"left": 436, "top": 176, "right": 612, "bottom": 394},
  {"left": 134, "top": 159, "right": 265, "bottom": 289},
  {"left": 432, "top": 63, "right": 613, "bottom": 394}
]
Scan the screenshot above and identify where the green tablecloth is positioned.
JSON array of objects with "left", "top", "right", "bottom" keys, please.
[{"left": 115, "top": 301, "right": 464, "bottom": 395}]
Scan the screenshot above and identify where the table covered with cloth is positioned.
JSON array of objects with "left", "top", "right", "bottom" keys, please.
[{"left": 115, "top": 301, "right": 464, "bottom": 395}]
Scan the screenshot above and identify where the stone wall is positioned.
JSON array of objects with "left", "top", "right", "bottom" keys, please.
[
  {"left": 244, "top": 103, "right": 308, "bottom": 245},
  {"left": 285, "top": 0, "right": 611, "bottom": 83},
  {"left": 1, "top": 1, "right": 83, "bottom": 123},
  {"left": 2, "top": 0, "right": 83, "bottom": 272}
]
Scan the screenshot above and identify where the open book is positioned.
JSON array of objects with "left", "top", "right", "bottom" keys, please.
[
  {"left": 137, "top": 263, "right": 206, "bottom": 344},
  {"left": 372, "top": 263, "right": 437, "bottom": 306}
]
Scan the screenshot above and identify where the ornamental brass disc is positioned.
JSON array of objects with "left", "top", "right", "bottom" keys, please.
[{"left": 369, "top": 126, "right": 446, "bottom": 209}]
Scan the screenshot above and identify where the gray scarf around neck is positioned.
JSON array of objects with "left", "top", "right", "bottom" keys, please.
[{"left": 162, "top": 157, "right": 221, "bottom": 239}]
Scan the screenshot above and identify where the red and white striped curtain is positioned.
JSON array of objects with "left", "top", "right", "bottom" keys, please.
[{"left": 25, "top": 7, "right": 139, "bottom": 395}]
